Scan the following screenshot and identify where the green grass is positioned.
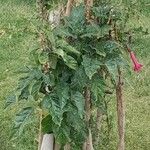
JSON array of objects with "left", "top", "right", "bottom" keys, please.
[
  {"left": 0, "top": 0, "right": 37, "bottom": 150},
  {"left": 0, "top": 0, "right": 150, "bottom": 150}
]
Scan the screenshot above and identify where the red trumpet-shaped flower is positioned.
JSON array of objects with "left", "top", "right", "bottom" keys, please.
[{"left": 129, "top": 51, "right": 143, "bottom": 72}]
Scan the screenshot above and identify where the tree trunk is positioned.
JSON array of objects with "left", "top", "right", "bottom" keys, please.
[
  {"left": 116, "top": 67, "right": 125, "bottom": 150},
  {"left": 41, "top": 134, "right": 54, "bottom": 150},
  {"left": 36, "top": 0, "right": 49, "bottom": 21},
  {"left": 84, "top": 0, "right": 93, "bottom": 22},
  {"left": 65, "top": 0, "right": 74, "bottom": 16},
  {"left": 54, "top": 143, "right": 61, "bottom": 150},
  {"left": 94, "top": 108, "right": 103, "bottom": 148},
  {"left": 64, "top": 144, "right": 71, "bottom": 150},
  {"left": 83, "top": 87, "right": 94, "bottom": 150}
]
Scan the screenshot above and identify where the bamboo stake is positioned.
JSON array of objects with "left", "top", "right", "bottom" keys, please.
[{"left": 116, "top": 67, "right": 125, "bottom": 150}]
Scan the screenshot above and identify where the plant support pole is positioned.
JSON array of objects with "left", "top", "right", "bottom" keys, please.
[{"left": 116, "top": 67, "right": 125, "bottom": 150}]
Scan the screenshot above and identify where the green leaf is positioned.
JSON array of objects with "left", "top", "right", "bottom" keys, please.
[
  {"left": 81, "top": 24, "right": 99, "bottom": 38},
  {"left": 18, "top": 85, "right": 30, "bottom": 101},
  {"left": 56, "top": 83, "right": 69, "bottom": 110},
  {"left": 13, "top": 107, "right": 34, "bottom": 136},
  {"left": 17, "top": 76, "right": 33, "bottom": 91},
  {"left": 38, "top": 51, "right": 49, "bottom": 64},
  {"left": 82, "top": 55, "right": 101, "bottom": 79},
  {"left": 54, "top": 48, "right": 78, "bottom": 70},
  {"left": 31, "top": 81, "right": 42, "bottom": 101},
  {"left": 66, "top": 5, "right": 85, "bottom": 35},
  {"left": 30, "top": 48, "right": 40, "bottom": 65},
  {"left": 49, "top": 54, "right": 58, "bottom": 69},
  {"left": 54, "top": 26, "right": 75, "bottom": 38},
  {"left": 31, "top": 68, "right": 43, "bottom": 80},
  {"left": 42, "top": 73, "right": 55, "bottom": 86},
  {"left": 91, "top": 75, "right": 105, "bottom": 104},
  {"left": 41, "top": 115, "right": 53, "bottom": 134},
  {"left": 5, "top": 93, "right": 16, "bottom": 108},
  {"left": 64, "top": 54, "right": 78, "bottom": 70},
  {"left": 53, "top": 119, "right": 71, "bottom": 145},
  {"left": 66, "top": 107, "right": 87, "bottom": 141},
  {"left": 41, "top": 93, "right": 68, "bottom": 126},
  {"left": 105, "top": 58, "right": 120, "bottom": 83},
  {"left": 90, "top": 42, "right": 106, "bottom": 57},
  {"left": 15, "top": 66, "right": 31, "bottom": 74},
  {"left": 71, "top": 66, "right": 88, "bottom": 90},
  {"left": 41, "top": 95, "right": 51, "bottom": 110},
  {"left": 57, "top": 39, "right": 80, "bottom": 55},
  {"left": 71, "top": 92, "right": 85, "bottom": 119}
]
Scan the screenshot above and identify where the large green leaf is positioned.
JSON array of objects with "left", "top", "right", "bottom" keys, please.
[
  {"left": 18, "top": 85, "right": 30, "bottom": 101},
  {"left": 42, "top": 73, "right": 55, "bottom": 86},
  {"left": 82, "top": 55, "right": 101, "bottom": 79},
  {"left": 31, "top": 81, "right": 42, "bottom": 101},
  {"left": 13, "top": 107, "right": 34, "bottom": 136},
  {"left": 66, "top": 107, "right": 87, "bottom": 143},
  {"left": 41, "top": 91, "right": 68, "bottom": 126},
  {"left": 105, "top": 59, "right": 118, "bottom": 82},
  {"left": 38, "top": 51, "right": 49, "bottom": 64},
  {"left": 56, "top": 83, "right": 69, "bottom": 110},
  {"left": 53, "top": 48, "right": 78, "bottom": 70},
  {"left": 91, "top": 75, "right": 105, "bottom": 104},
  {"left": 66, "top": 4, "right": 85, "bottom": 35},
  {"left": 57, "top": 39, "right": 80, "bottom": 55},
  {"left": 53, "top": 119, "right": 71, "bottom": 145},
  {"left": 71, "top": 92, "right": 85, "bottom": 119},
  {"left": 71, "top": 66, "right": 88, "bottom": 90},
  {"left": 5, "top": 93, "right": 16, "bottom": 108},
  {"left": 41, "top": 115, "right": 53, "bottom": 134}
]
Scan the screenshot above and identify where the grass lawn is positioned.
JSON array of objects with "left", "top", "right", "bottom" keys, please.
[
  {"left": 0, "top": 0, "right": 150, "bottom": 150},
  {"left": 0, "top": 0, "right": 37, "bottom": 149}
]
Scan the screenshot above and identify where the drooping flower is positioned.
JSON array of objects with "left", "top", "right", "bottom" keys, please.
[{"left": 129, "top": 51, "right": 143, "bottom": 72}]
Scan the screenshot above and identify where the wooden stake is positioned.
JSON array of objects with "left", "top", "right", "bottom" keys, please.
[{"left": 116, "top": 67, "right": 125, "bottom": 150}]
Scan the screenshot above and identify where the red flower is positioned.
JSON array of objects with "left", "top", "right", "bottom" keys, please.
[{"left": 129, "top": 51, "right": 143, "bottom": 72}]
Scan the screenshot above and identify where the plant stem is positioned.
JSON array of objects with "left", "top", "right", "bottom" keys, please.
[{"left": 116, "top": 67, "right": 125, "bottom": 150}]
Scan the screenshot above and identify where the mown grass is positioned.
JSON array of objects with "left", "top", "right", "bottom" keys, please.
[
  {"left": 0, "top": 0, "right": 37, "bottom": 150},
  {"left": 0, "top": 0, "right": 150, "bottom": 150}
]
